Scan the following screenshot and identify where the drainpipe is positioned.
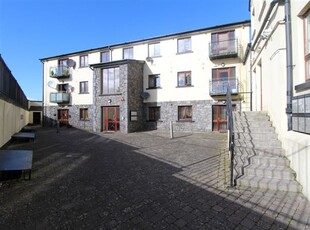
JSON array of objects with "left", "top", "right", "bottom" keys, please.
[{"left": 285, "top": 0, "right": 293, "bottom": 130}]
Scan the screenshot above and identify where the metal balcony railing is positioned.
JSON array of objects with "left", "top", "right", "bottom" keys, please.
[
  {"left": 50, "top": 92, "right": 70, "bottom": 104},
  {"left": 49, "top": 66, "right": 71, "bottom": 78},
  {"left": 209, "top": 79, "right": 239, "bottom": 96},
  {"left": 209, "top": 39, "right": 238, "bottom": 59}
]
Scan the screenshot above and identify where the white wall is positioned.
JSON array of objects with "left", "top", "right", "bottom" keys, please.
[{"left": 0, "top": 99, "right": 29, "bottom": 147}]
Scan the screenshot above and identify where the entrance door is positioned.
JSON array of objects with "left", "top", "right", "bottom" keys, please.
[
  {"left": 212, "top": 105, "right": 227, "bottom": 131},
  {"left": 58, "top": 109, "right": 69, "bottom": 126},
  {"left": 102, "top": 106, "right": 120, "bottom": 132},
  {"left": 33, "top": 112, "right": 41, "bottom": 125}
]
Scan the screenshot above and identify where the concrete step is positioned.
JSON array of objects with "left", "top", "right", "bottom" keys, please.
[
  {"left": 234, "top": 126, "right": 275, "bottom": 133},
  {"left": 237, "top": 175, "right": 302, "bottom": 193},
  {"left": 234, "top": 132, "right": 278, "bottom": 141},
  {"left": 250, "top": 155, "right": 290, "bottom": 167},
  {"left": 235, "top": 140, "right": 282, "bottom": 148},
  {"left": 243, "top": 165, "right": 296, "bottom": 180},
  {"left": 235, "top": 146, "right": 285, "bottom": 157}
]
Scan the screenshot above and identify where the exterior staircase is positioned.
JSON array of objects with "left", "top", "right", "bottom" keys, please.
[{"left": 233, "top": 111, "right": 302, "bottom": 193}]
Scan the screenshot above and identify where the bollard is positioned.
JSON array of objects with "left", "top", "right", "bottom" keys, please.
[
  {"left": 56, "top": 120, "right": 60, "bottom": 133},
  {"left": 169, "top": 121, "right": 174, "bottom": 139}
]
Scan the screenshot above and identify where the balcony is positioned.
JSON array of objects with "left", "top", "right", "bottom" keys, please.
[
  {"left": 209, "top": 39, "right": 238, "bottom": 60},
  {"left": 50, "top": 92, "right": 70, "bottom": 104},
  {"left": 209, "top": 79, "right": 239, "bottom": 96},
  {"left": 49, "top": 66, "right": 71, "bottom": 78}
]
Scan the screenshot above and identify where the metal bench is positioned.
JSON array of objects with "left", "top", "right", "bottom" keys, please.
[{"left": 0, "top": 150, "right": 33, "bottom": 180}]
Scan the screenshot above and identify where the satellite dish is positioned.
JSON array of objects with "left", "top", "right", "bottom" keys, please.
[
  {"left": 140, "top": 92, "right": 150, "bottom": 99},
  {"left": 67, "top": 59, "right": 76, "bottom": 68},
  {"left": 47, "top": 80, "right": 57, "bottom": 89}
]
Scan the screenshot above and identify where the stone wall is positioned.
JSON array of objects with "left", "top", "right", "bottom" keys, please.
[{"left": 143, "top": 100, "right": 213, "bottom": 132}]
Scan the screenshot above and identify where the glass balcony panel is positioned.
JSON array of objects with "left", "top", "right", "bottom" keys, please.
[
  {"left": 49, "top": 66, "right": 71, "bottom": 78},
  {"left": 209, "top": 39, "right": 238, "bottom": 59},
  {"left": 209, "top": 79, "right": 239, "bottom": 95},
  {"left": 50, "top": 92, "right": 70, "bottom": 103}
]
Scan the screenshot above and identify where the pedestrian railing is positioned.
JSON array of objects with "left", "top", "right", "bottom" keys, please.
[{"left": 226, "top": 86, "right": 235, "bottom": 187}]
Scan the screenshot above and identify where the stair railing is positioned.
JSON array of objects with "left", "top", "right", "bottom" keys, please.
[{"left": 226, "top": 86, "right": 235, "bottom": 187}]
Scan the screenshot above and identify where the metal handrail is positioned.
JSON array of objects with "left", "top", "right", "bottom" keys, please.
[{"left": 226, "top": 86, "right": 235, "bottom": 187}]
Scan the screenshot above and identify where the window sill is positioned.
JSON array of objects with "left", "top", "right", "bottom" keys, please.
[
  {"left": 295, "top": 81, "right": 310, "bottom": 92},
  {"left": 79, "top": 66, "right": 88, "bottom": 69},
  {"left": 146, "top": 87, "right": 162, "bottom": 90},
  {"left": 176, "top": 120, "right": 194, "bottom": 123},
  {"left": 148, "top": 55, "right": 162, "bottom": 58},
  {"left": 99, "top": 93, "right": 122, "bottom": 96},
  {"left": 176, "top": 85, "right": 194, "bottom": 88},
  {"left": 176, "top": 51, "right": 193, "bottom": 55},
  {"left": 79, "top": 92, "right": 89, "bottom": 94}
]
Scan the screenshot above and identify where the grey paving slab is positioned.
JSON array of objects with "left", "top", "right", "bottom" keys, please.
[{"left": 0, "top": 127, "right": 309, "bottom": 229}]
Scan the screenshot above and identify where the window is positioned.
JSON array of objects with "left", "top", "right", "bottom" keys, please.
[
  {"left": 177, "top": 71, "right": 191, "bottom": 87},
  {"left": 57, "top": 83, "right": 68, "bottom": 92},
  {"left": 148, "top": 43, "right": 160, "bottom": 57},
  {"left": 101, "top": 67, "right": 120, "bottom": 94},
  {"left": 177, "top": 37, "right": 191, "bottom": 53},
  {"left": 148, "top": 74, "right": 160, "bottom": 88},
  {"left": 148, "top": 107, "right": 160, "bottom": 121},
  {"left": 80, "top": 108, "right": 89, "bottom": 120},
  {"left": 305, "top": 10, "right": 310, "bottom": 81},
  {"left": 58, "top": 59, "right": 68, "bottom": 67},
  {"left": 211, "top": 67, "right": 237, "bottom": 94},
  {"left": 101, "top": 51, "right": 110, "bottom": 63},
  {"left": 178, "top": 106, "right": 192, "bottom": 121},
  {"left": 211, "top": 31, "right": 236, "bottom": 56},
  {"left": 80, "top": 81, "right": 89, "bottom": 94},
  {"left": 80, "top": 55, "right": 88, "bottom": 68},
  {"left": 123, "top": 47, "right": 133, "bottom": 59}
]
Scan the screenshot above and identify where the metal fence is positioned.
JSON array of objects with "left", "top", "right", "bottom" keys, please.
[{"left": 0, "top": 54, "right": 28, "bottom": 110}]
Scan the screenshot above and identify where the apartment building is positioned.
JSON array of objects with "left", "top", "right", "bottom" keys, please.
[
  {"left": 41, "top": 20, "right": 251, "bottom": 133},
  {"left": 249, "top": 0, "right": 310, "bottom": 199}
]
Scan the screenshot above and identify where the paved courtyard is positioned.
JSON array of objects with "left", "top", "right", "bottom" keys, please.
[{"left": 0, "top": 127, "right": 309, "bottom": 229}]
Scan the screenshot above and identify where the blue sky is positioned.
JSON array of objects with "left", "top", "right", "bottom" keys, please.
[{"left": 0, "top": 0, "right": 250, "bottom": 101}]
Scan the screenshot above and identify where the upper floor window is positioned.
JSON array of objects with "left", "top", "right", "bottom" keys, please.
[
  {"left": 148, "top": 74, "right": 161, "bottom": 89},
  {"left": 80, "top": 81, "right": 89, "bottom": 94},
  {"left": 148, "top": 107, "right": 160, "bottom": 121},
  {"left": 305, "top": 10, "right": 310, "bottom": 81},
  {"left": 177, "top": 37, "right": 191, "bottom": 53},
  {"left": 211, "top": 31, "right": 236, "bottom": 56},
  {"left": 80, "top": 55, "right": 88, "bottom": 68},
  {"left": 59, "top": 58, "right": 68, "bottom": 67},
  {"left": 101, "top": 51, "right": 110, "bottom": 63},
  {"left": 178, "top": 106, "right": 192, "bottom": 121},
  {"left": 177, "top": 71, "right": 192, "bottom": 87},
  {"left": 101, "top": 67, "right": 120, "bottom": 94},
  {"left": 148, "top": 43, "right": 160, "bottom": 57},
  {"left": 123, "top": 47, "right": 133, "bottom": 59}
]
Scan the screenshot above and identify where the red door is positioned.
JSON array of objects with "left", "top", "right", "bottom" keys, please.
[
  {"left": 212, "top": 105, "right": 227, "bottom": 131},
  {"left": 102, "top": 106, "right": 120, "bottom": 132},
  {"left": 58, "top": 109, "right": 69, "bottom": 126}
]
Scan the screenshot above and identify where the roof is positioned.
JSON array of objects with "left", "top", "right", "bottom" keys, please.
[{"left": 40, "top": 20, "right": 250, "bottom": 61}]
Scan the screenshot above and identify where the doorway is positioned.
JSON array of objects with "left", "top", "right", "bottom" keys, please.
[
  {"left": 58, "top": 109, "right": 69, "bottom": 126},
  {"left": 102, "top": 106, "right": 120, "bottom": 132},
  {"left": 212, "top": 105, "right": 227, "bottom": 131},
  {"left": 33, "top": 112, "right": 41, "bottom": 125}
]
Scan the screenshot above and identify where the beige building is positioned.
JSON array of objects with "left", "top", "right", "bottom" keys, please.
[
  {"left": 250, "top": 0, "right": 310, "bottom": 199},
  {"left": 41, "top": 20, "right": 251, "bottom": 133}
]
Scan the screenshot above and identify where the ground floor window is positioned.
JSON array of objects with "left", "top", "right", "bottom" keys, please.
[
  {"left": 148, "top": 107, "right": 160, "bottom": 121},
  {"left": 80, "top": 108, "right": 89, "bottom": 120},
  {"left": 178, "top": 106, "right": 192, "bottom": 121}
]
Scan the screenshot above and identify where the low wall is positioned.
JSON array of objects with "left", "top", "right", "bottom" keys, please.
[
  {"left": 0, "top": 99, "right": 29, "bottom": 148},
  {"left": 282, "top": 131, "right": 310, "bottom": 200}
]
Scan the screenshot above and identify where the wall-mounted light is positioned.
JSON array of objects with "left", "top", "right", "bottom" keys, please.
[
  {"left": 221, "top": 63, "right": 225, "bottom": 67},
  {"left": 108, "top": 99, "right": 112, "bottom": 104}
]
